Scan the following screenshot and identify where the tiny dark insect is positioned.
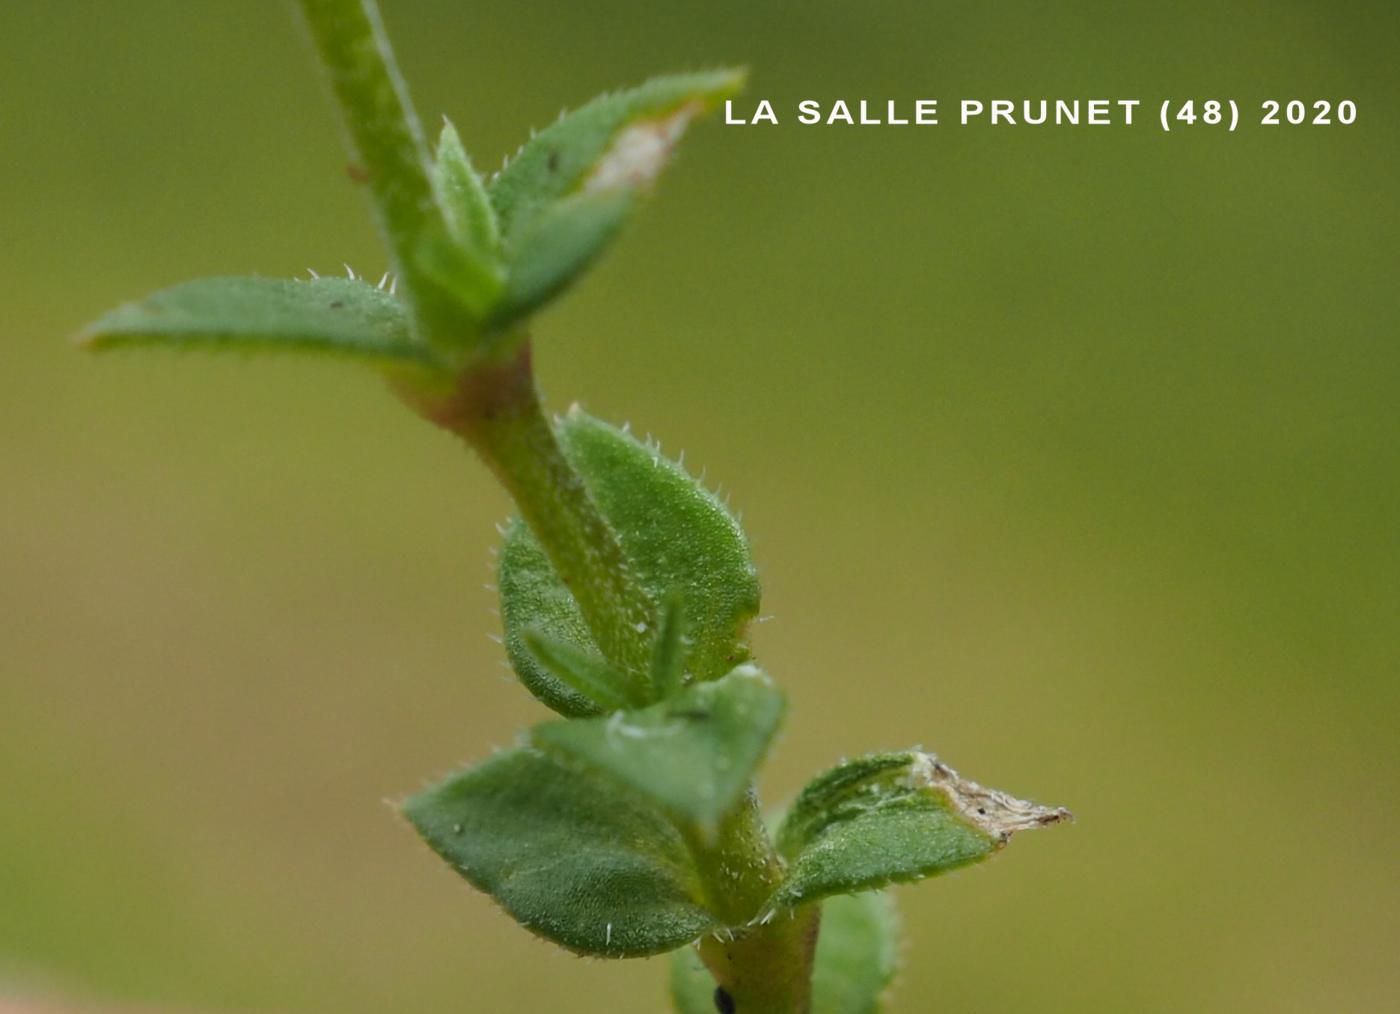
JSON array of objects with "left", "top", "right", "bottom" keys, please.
[
  {"left": 547, "top": 150, "right": 560, "bottom": 171},
  {"left": 329, "top": 300, "right": 344, "bottom": 309},
  {"left": 713, "top": 986, "right": 736, "bottom": 1014},
  {"left": 668, "top": 708, "right": 711, "bottom": 721},
  {"left": 346, "top": 162, "right": 370, "bottom": 183}
]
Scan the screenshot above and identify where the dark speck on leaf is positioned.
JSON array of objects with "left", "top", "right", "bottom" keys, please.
[
  {"left": 329, "top": 301, "right": 344, "bottom": 309},
  {"left": 714, "top": 986, "right": 736, "bottom": 1014},
  {"left": 346, "top": 163, "right": 370, "bottom": 183},
  {"left": 547, "top": 150, "right": 560, "bottom": 172},
  {"left": 669, "top": 708, "right": 711, "bottom": 722}
]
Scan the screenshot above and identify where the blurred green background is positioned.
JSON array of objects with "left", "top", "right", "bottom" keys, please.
[{"left": 2, "top": 1, "right": 1397, "bottom": 1011}]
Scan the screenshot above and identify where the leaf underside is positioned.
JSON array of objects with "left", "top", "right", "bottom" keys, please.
[
  {"left": 499, "top": 409, "right": 760, "bottom": 716},
  {"left": 403, "top": 747, "right": 717, "bottom": 957},
  {"left": 530, "top": 664, "right": 785, "bottom": 832},
  {"left": 78, "top": 276, "right": 428, "bottom": 364}
]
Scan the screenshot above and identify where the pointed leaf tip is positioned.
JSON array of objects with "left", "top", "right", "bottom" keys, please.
[
  {"left": 418, "top": 120, "right": 507, "bottom": 325},
  {"left": 908, "top": 752, "right": 1073, "bottom": 842},
  {"left": 434, "top": 119, "right": 501, "bottom": 266},
  {"left": 490, "top": 67, "right": 744, "bottom": 241},
  {"left": 484, "top": 69, "right": 743, "bottom": 325}
]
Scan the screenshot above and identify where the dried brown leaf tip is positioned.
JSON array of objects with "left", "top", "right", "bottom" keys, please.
[{"left": 907, "top": 752, "right": 1073, "bottom": 843}]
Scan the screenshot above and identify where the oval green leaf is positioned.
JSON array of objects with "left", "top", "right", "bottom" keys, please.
[
  {"left": 403, "top": 747, "right": 718, "bottom": 958},
  {"left": 499, "top": 409, "right": 760, "bottom": 715}
]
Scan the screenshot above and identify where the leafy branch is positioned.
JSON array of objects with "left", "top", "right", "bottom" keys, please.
[{"left": 78, "top": 2, "right": 1070, "bottom": 1011}]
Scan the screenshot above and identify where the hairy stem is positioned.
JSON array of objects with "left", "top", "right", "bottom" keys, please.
[
  {"left": 295, "top": 0, "right": 456, "bottom": 345},
  {"left": 298, "top": 0, "right": 653, "bottom": 676},
  {"left": 413, "top": 348, "right": 822, "bottom": 1010},
  {"left": 410, "top": 343, "right": 655, "bottom": 679},
  {"left": 299, "top": 3, "right": 814, "bottom": 1005},
  {"left": 686, "top": 792, "right": 819, "bottom": 1013}
]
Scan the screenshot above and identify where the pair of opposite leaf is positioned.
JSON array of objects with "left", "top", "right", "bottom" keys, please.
[
  {"left": 405, "top": 409, "right": 1068, "bottom": 984},
  {"left": 394, "top": 393, "right": 1069, "bottom": 1009},
  {"left": 80, "top": 69, "right": 745, "bottom": 366}
]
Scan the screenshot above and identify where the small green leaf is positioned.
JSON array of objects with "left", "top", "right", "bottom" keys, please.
[
  {"left": 499, "top": 409, "right": 760, "bottom": 715},
  {"left": 556, "top": 410, "right": 760, "bottom": 682},
  {"left": 531, "top": 664, "right": 784, "bottom": 834},
  {"left": 522, "top": 627, "right": 641, "bottom": 712},
  {"left": 649, "top": 592, "right": 686, "bottom": 700},
  {"left": 420, "top": 121, "right": 505, "bottom": 323},
  {"left": 490, "top": 69, "right": 745, "bottom": 243},
  {"left": 769, "top": 752, "right": 1070, "bottom": 910},
  {"left": 484, "top": 71, "right": 742, "bottom": 324},
  {"left": 498, "top": 515, "right": 605, "bottom": 717},
  {"left": 809, "top": 892, "right": 900, "bottom": 1014},
  {"left": 78, "top": 276, "right": 431, "bottom": 366},
  {"left": 414, "top": 230, "right": 503, "bottom": 322},
  {"left": 434, "top": 119, "right": 500, "bottom": 264},
  {"left": 403, "top": 747, "right": 718, "bottom": 957},
  {"left": 491, "top": 188, "right": 633, "bottom": 326},
  {"left": 669, "top": 893, "right": 898, "bottom": 1014}
]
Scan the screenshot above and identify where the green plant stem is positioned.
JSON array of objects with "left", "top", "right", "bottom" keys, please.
[
  {"left": 298, "top": 2, "right": 815, "bottom": 1002},
  {"left": 421, "top": 354, "right": 818, "bottom": 1004},
  {"left": 296, "top": 0, "right": 650, "bottom": 667},
  {"left": 413, "top": 343, "right": 656, "bottom": 680},
  {"left": 299, "top": 0, "right": 656, "bottom": 675},
  {"left": 686, "top": 792, "right": 820, "bottom": 1013},
  {"left": 295, "top": 0, "right": 456, "bottom": 345}
]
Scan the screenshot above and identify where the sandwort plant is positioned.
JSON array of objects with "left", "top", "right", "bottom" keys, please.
[{"left": 79, "top": 2, "right": 1070, "bottom": 1010}]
